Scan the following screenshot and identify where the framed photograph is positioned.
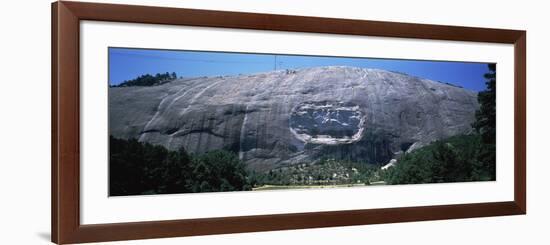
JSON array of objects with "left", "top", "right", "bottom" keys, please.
[{"left": 52, "top": 1, "right": 526, "bottom": 244}]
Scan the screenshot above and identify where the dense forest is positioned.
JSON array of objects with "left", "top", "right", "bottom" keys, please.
[
  {"left": 109, "top": 136, "right": 250, "bottom": 196},
  {"left": 111, "top": 72, "right": 177, "bottom": 87},
  {"left": 383, "top": 134, "right": 494, "bottom": 184}
]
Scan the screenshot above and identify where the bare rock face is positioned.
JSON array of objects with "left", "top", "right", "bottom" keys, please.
[{"left": 109, "top": 66, "right": 478, "bottom": 171}]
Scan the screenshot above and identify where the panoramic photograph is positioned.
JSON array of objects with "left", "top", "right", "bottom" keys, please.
[{"left": 108, "top": 47, "right": 496, "bottom": 196}]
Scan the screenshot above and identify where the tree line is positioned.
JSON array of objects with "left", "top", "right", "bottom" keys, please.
[
  {"left": 111, "top": 72, "right": 177, "bottom": 87},
  {"left": 109, "top": 136, "right": 250, "bottom": 196}
]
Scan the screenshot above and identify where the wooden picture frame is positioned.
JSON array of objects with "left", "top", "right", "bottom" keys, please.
[{"left": 51, "top": 1, "right": 526, "bottom": 244}]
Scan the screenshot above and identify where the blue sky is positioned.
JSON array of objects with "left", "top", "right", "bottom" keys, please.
[{"left": 109, "top": 47, "right": 492, "bottom": 92}]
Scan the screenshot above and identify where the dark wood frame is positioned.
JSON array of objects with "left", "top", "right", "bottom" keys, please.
[{"left": 52, "top": 1, "right": 526, "bottom": 244}]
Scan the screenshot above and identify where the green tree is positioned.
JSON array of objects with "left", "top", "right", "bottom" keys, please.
[
  {"left": 386, "top": 135, "right": 492, "bottom": 185},
  {"left": 109, "top": 136, "right": 251, "bottom": 196},
  {"left": 109, "top": 136, "right": 180, "bottom": 195},
  {"left": 472, "top": 64, "right": 496, "bottom": 180},
  {"left": 473, "top": 64, "right": 496, "bottom": 144},
  {"left": 113, "top": 72, "right": 178, "bottom": 87},
  {"left": 190, "top": 150, "right": 251, "bottom": 192}
]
